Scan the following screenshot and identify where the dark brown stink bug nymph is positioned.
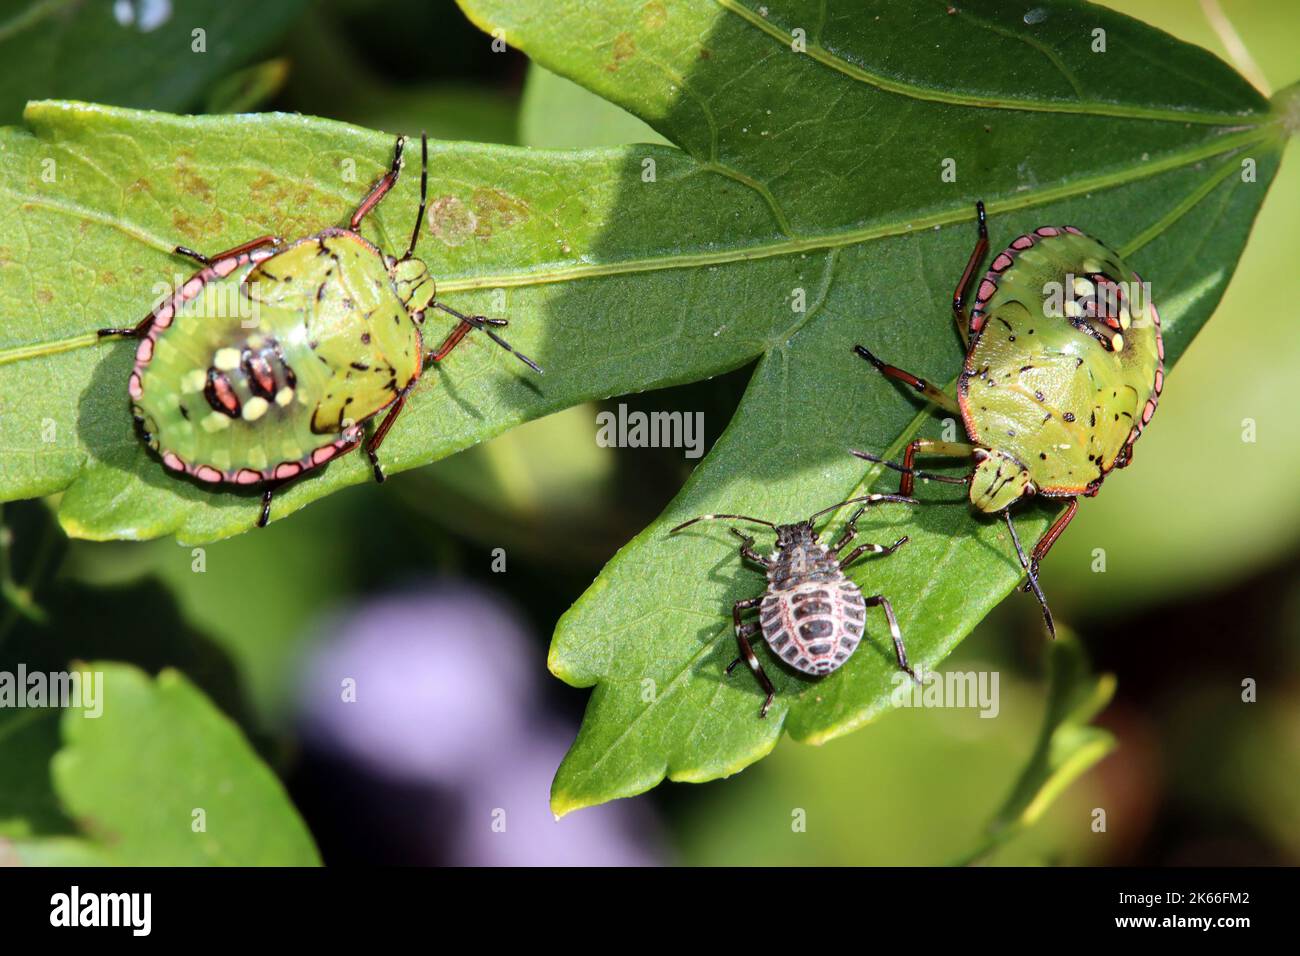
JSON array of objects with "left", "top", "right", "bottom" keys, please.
[{"left": 671, "top": 493, "right": 918, "bottom": 717}]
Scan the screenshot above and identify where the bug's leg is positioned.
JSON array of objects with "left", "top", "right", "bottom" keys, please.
[
  {"left": 174, "top": 234, "right": 284, "bottom": 266},
  {"left": 364, "top": 387, "right": 412, "bottom": 483},
  {"left": 258, "top": 487, "right": 276, "bottom": 528},
  {"left": 892, "top": 439, "right": 976, "bottom": 496},
  {"left": 853, "top": 346, "right": 962, "bottom": 416},
  {"left": 98, "top": 235, "right": 285, "bottom": 339},
  {"left": 828, "top": 508, "right": 863, "bottom": 553},
  {"left": 952, "top": 200, "right": 988, "bottom": 347},
  {"left": 350, "top": 135, "right": 406, "bottom": 230},
  {"left": 428, "top": 302, "right": 543, "bottom": 373},
  {"left": 841, "top": 536, "right": 909, "bottom": 567},
  {"left": 725, "top": 596, "right": 775, "bottom": 717},
  {"left": 863, "top": 594, "right": 917, "bottom": 681},
  {"left": 1023, "top": 497, "right": 1078, "bottom": 585},
  {"left": 729, "top": 527, "right": 770, "bottom": 569},
  {"left": 1006, "top": 512, "right": 1056, "bottom": 638}
]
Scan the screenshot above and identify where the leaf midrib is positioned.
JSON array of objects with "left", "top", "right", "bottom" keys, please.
[{"left": 714, "top": 0, "right": 1267, "bottom": 125}]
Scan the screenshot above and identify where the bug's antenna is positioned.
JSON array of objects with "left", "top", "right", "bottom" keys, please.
[
  {"left": 403, "top": 133, "right": 429, "bottom": 261},
  {"left": 850, "top": 449, "right": 971, "bottom": 485},
  {"left": 806, "top": 493, "right": 917, "bottom": 525},
  {"left": 1005, "top": 512, "right": 1056, "bottom": 639},
  {"left": 670, "top": 513, "right": 778, "bottom": 534}
]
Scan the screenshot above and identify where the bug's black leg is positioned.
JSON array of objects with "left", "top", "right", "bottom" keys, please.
[
  {"left": 729, "top": 527, "right": 770, "bottom": 569},
  {"left": 952, "top": 200, "right": 988, "bottom": 346},
  {"left": 1006, "top": 512, "right": 1056, "bottom": 638},
  {"left": 1021, "top": 497, "right": 1078, "bottom": 591},
  {"left": 841, "top": 536, "right": 909, "bottom": 567},
  {"left": 364, "top": 387, "right": 412, "bottom": 483},
  {"left": 174, "top": 245, "right": 211, "bottom": 265},
  {"left": 429, "top": 301, "right": 543, "bottom": 373},
  {"left": 828, "top": 507, "right": 864, "bottom": 553},
  {"left": 853, "top": 346, "right": 962, "bottom": 416},
  {"left": 258, "top": 487, "right": 275, "bottom": 528},
  {"left": 351, "top": 136, "right": 406, "bottom": 230},
  {"left": 863, "top": 594, "right": 917, "bottom": 681},
  {"left": 726, "top": 596, "right": 774, "bottom": 717}
]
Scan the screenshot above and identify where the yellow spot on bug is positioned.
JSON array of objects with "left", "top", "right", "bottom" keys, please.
[
  {"left": 1072, "top": 276, "right": 1094, "bottom": 297},
  {"left": 1111, "top": 334, "right": 1124, "bottom": 351},
  {"left": 202, "top": 413, "right": 231, "bottom": 433},
  {"left": 1119, "top": 306, "right": 1132, "bottom": 330},
  {"left": 1082, "top": 259, "right": 1102, "bottom": 274},
  {"left": 247, "top": 334, "right": 265, "bottom": 349},
  {"left": 1064, "top": 299, "right": 1082, "bottom": 318},
  {"left": 182, "top": 369, "right": 207, "bottom": 393},
  {"left": 242, "top": 396, "right": 270, "bottom": 421},
  {"left": 214, "top": 347, "right": 241, "bottom": 371},
  {"left": 248, "top": 447, "right": 268, "bottom": 470},
  {"left": 275, "top": 386, "right": 294, "bottom": 407}
]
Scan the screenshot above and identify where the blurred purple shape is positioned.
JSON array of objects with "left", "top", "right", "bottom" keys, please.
[
  {"left": 449, "top": 725, "right": 661, "bottom": 867},
  {"left": 299, "top": 581, "right": 539, "bottom": 782},
  {"left": 296, "top": 579, "right": 664, "bottom": 865}
]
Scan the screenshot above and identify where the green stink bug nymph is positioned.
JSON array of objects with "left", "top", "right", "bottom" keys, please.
[
  {"left": 98, "top": 136, "right": 541, "bottom": 528},
  {"left": 851, "top": 201, "right": 1164, "bottom": 634}
]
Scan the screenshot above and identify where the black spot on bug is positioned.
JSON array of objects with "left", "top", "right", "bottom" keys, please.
[
  {"left": 1039, "top": 452, "right": 1047, "bottom": 460},
  {"left": 1063, "top": 412, "right": 1076, "bottom": 422},
  {"left": 1035, "top": 390, "right": 1045, "bottom": 402},
  {"left": 179, "top": 405, "right": 190, "bottom": 420},
  {"left": 350, "top": 361, "right": 370, "bottom": 372}
]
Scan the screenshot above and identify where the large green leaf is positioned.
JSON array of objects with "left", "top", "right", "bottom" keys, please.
[
  {"left": 3, "top": 662, "right": 318, "bottom": 866},
  {"left": 0, "top": 0, "right": 310, "bottom": 124},
  {"left": 451, "top": 0, "right": 1293, "bottom": 814}
]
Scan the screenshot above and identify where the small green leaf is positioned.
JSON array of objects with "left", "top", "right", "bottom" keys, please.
[
  {"left": 5, "top": 662, "right": 319, "bottom": 866},
  {"left": 955, "top": 633, "right": 1116, "bottom": 865}
]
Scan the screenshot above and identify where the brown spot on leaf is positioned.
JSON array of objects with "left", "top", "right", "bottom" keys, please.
[
  {"left": 471, "top": 187, "right": 530, "bottom": 239},
  {"left": 605, "top": 32, "right": 636, "bottom": 72},
  {"left": 173, "top": 152, "right": 213, "bottom": 201},
  {"left": 36, "top": 288, "right": 53, "bottom": 303},
  {"left": 172, "top": 208, "right": 225, "bottom": 237},
  {"left": 642, "top": 0, "right": 667, "bottom": 29},
  {"left": 427, "top": 195, "right": 477, "bottom": 247}
]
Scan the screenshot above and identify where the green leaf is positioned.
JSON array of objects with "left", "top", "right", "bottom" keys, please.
[
  {"left": 0, "top": 0, "right": 311, "bottom": 124},
  {"left": 3, "top": 662, "right": 318, "bottom": 866},
  {"left": 954, "top": 633, "right": 1115, "bottom": 865},
  {"left": 448, "top": 0, "right": 1293, "bottom": 814}
]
